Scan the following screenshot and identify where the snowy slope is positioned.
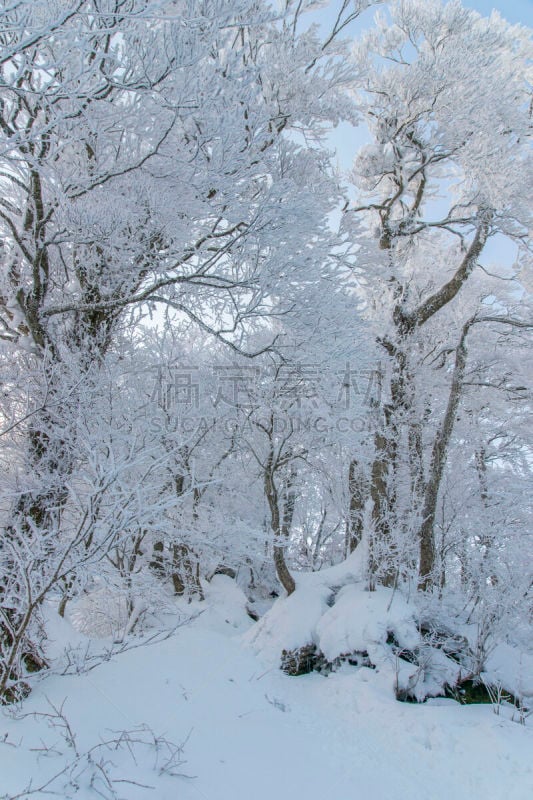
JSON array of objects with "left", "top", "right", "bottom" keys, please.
[{"left": 1, "top": 576, "right": 532, "bottom": 800}]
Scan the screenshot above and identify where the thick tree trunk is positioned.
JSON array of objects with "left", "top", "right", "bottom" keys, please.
[
  {"left": 369, "top": 353, "right": 407, "bottom": 588},
  {"left": 369, "top": 431, "right": 395, "bottom": 587}
]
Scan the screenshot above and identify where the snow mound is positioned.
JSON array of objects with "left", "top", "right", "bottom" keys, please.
[
  {"left": 244, "top": 582, "right": 333, "bottom": 661},
  {"left": 244, "top": 548, "right": 368, "bottom": 663},
  {"left": 245, "top": 559, "right": 462, "bottom": 701},
  {"left": 200, "top": 574, "right": 254, "bottom": 634},
  {"left": 315, "top": 583, "right": 419, "bottom": 661},
  {"left": 484, "top": 643, "right": 533, "bottom": 702}
]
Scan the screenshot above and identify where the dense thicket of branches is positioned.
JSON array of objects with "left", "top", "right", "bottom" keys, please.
[{"left": 0, "top": 0, "right": 531, "bottom": 701}]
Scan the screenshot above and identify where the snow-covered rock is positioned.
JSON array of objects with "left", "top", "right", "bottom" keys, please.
[{"left": 245, "top": 555, "right": 464, "bottom": 701}]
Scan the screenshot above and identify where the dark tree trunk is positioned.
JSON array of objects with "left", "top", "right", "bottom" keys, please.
[
  {"left": 418, "top": 321, "right": 470, "bottom": 590},
  {"left": 172, "top": 543, "right": 204, "bottom": 601},
  {"left": 264, "top": 458, "right": 296, "bottom": 596},
  {"left": 346, "top": 459, "right": 365, "bottom": 554}
]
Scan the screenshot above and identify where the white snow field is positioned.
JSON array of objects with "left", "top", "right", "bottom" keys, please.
[{"left": 1, "top": 575, "right": 532, "bottom": 800}]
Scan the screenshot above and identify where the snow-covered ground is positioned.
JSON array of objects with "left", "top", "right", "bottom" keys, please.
[{"left": 1, "top": 576, "right": 532, "bottom": 800}]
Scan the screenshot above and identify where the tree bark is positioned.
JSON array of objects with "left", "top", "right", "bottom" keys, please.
[
  {"left": 346, "top": 459, "right": 365, "bottom": 554},
  {"left": 264, "top": 457, "right": 296, "bottom": 596},
  {"left": 418, "top": 321, "right": 470, "bottom": 590},
  {"left": 171, "top": 543, "right": 204, "bottom": 600}
]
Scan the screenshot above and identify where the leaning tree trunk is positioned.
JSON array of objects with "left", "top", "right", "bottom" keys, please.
[
  {"left": 418, "top": 321, "right": 470, "bottom": 590},
  {"left": 264, "top": 457, "right": 296, "bottom": 596}
]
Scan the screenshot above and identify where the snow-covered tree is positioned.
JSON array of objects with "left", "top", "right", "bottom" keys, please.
[{"left": 345, "top": 0, "right": 532, "bottom": 590}]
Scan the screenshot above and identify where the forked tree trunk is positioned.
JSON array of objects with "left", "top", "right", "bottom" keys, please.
[{"left": 367, "top": 217, "right": 491, "bottom": 592}]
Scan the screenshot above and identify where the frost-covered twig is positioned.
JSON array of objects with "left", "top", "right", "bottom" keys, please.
[{"left": 2, "top": 710, "right": 191, "bottom": 800}]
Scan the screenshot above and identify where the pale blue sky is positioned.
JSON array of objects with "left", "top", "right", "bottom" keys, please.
[{"left": 467, "top": 0, "right": 532, "bottom": 25}]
